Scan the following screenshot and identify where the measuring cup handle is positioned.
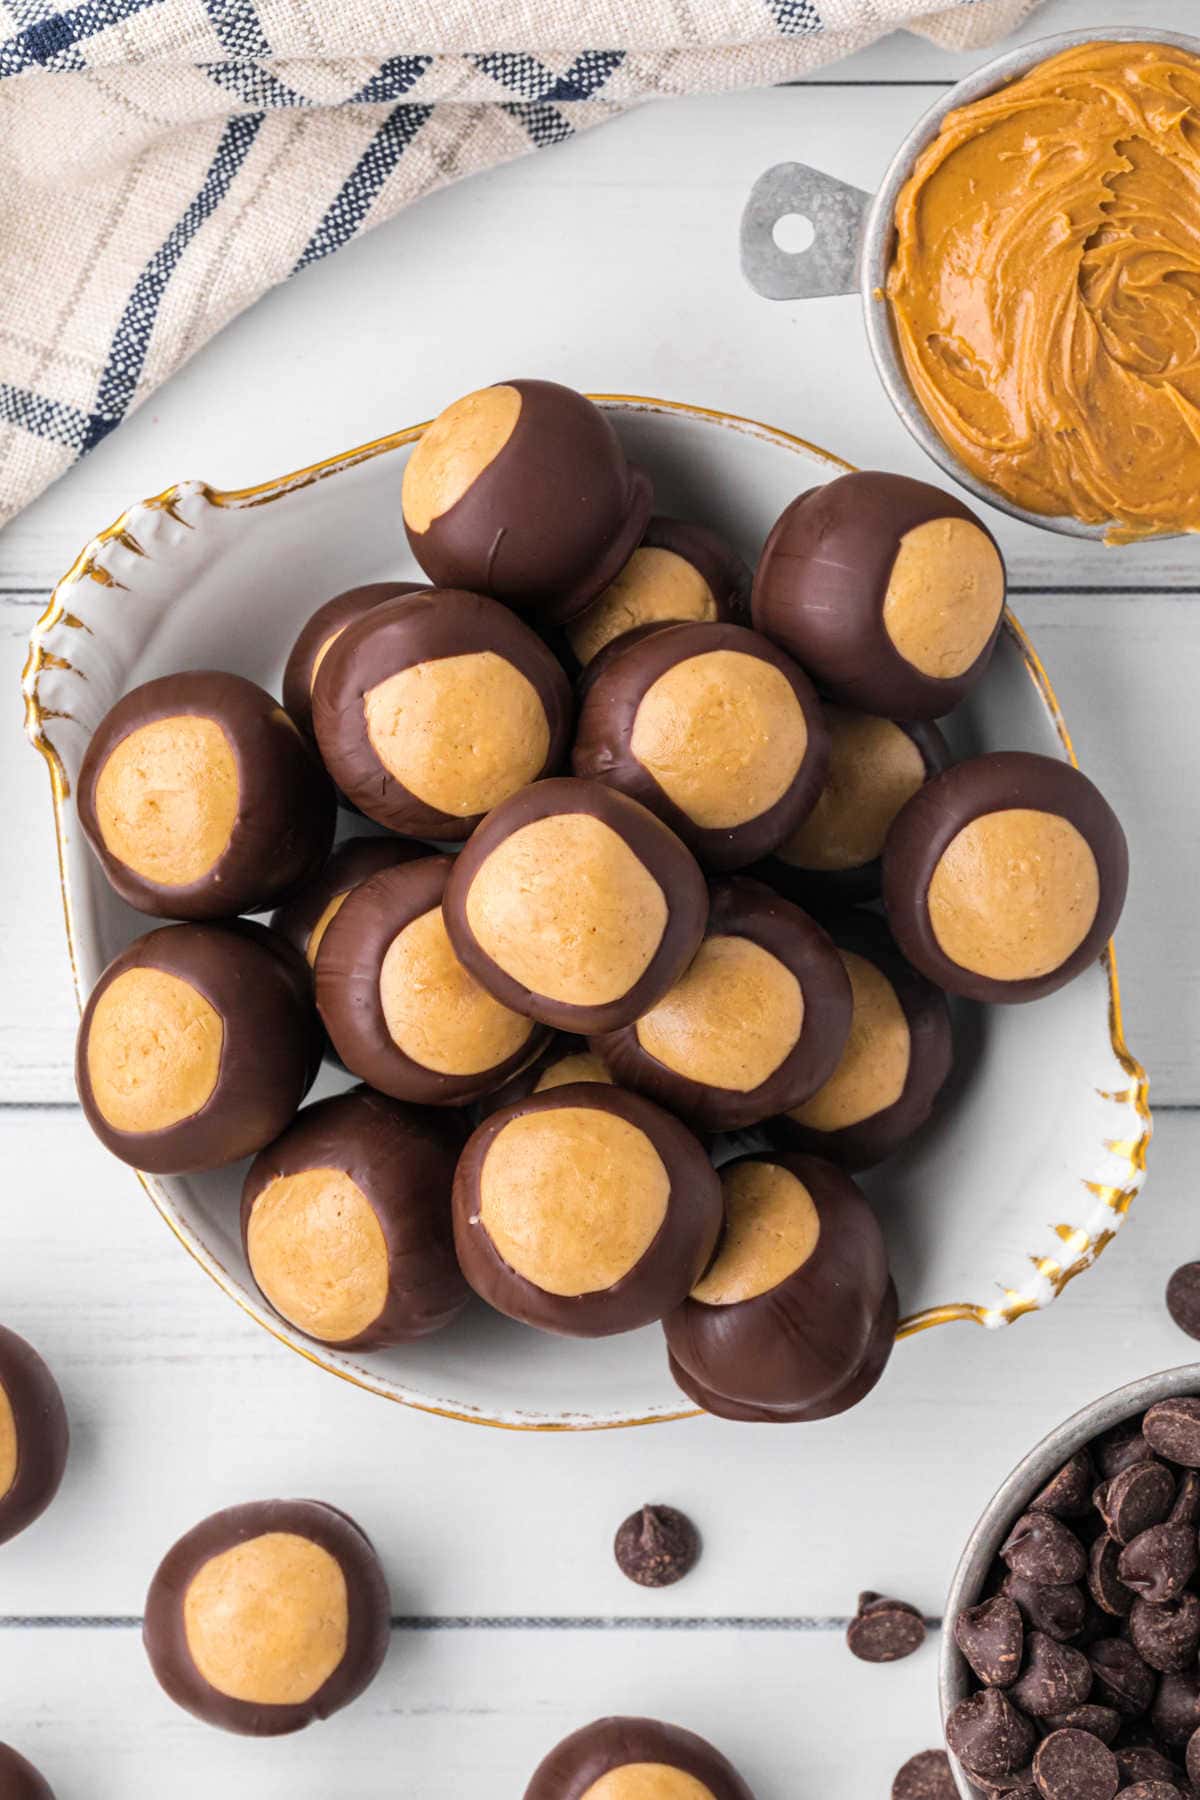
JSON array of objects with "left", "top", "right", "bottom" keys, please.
[{"left": 740, "top": 162, "right": 874, "bottom": 301}]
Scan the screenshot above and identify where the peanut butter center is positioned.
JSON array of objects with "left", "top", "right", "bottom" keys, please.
[
  {"left": 581, "top": 1769, "right": 717, "bottom": 1800},
  {"left": 363, "top": 652, "right": 549, "bottom": 818},
  {"left": 533, "top": 1051, "right": 613, "bottom": 1092},
  {"left": 630, "top": 650, "right": 807, "bottom": 829},
  {"left": 776, "top": 710, "right": 926, "bottom": 871},
  {"left": 636, "top": 934, "right": 803, "bottom": 1092},
  {"left": 478, "top": 1106, "right": 670, "bottom": 1295},
  {"left": 94, "top": 715, "right": 239, "bottom": 887},
  {"left": 928, "top": 807, "right": 1101, "bottom": 981},
  {"left": 692, "top": 1160, "right": 821, "bottom": 1305},
  {"left": 307, "top": 890, "right": 350, "bottom": 966},
  {"left": 183, "top": 1531, "right": 349, "bottom": 1707},
  {"left": 379, "top": 905, "right": 533, "bottom": 1075},
  {"left": 881, "top": 520, "right": 1004, "bottom": 680},
  {"left": 789, "top": 952, "right": 911, "bottom": 1132},
  {"left": 86, "top": 967, "right": 223, "bottom": 1134},
  {"left": 566, "top": 548, "right": 718, "bottom": 665},
  {"left": 246, "top": 1168, "right": 390, "bottom": 1343},
  {"left": 465, "top": 813, "right": 669, "bottom": 1007},
  {"left": 402, "top": 384, "right": 522, "bottom": 533},
  {"left": 0, "top": 1382, "right": 16, "bottom": 1502}
]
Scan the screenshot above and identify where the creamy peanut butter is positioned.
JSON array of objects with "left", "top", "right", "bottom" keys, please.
[
  {"left": 246, "top": 1168, "right": 389, "bottom": 1344},
  {"left": 379, "top": 906, "right": 533, "bottom": 1075},
  {"left": 567, "top": 548, "right": 717, "bottom": 666},
  {"left": 691, "top": 1161, "right": 820, "bottom": 1305},
  {"left": 635, "top": 934, "right": 803, "bottom": 1092},
  {"left": 95, "top": 715, "right": 238, "bottom": 886},
  {"left": 776, "top": 710, "right": 925, "bottom": 872},
  {"left": 581, "top": 1769, "right": 717, "bottom": 1800},
  {"left": 888, "top": 41, "right": 1200, "bottom": 541},
  {"left": 789, "top": 952, "right": 910, "bottom": 1132},
  {"left": 0, "top": 1383, "right": 16, "bottom": 1501},
  {"left": 87, "top": 968, "right": 223, "bottom": 1133},
  {"left": 183, "top": 1532, "right": 348, "bottom": 1706},
  {"left": 403, "top": 385, "right": 521, "bottom": 533}
]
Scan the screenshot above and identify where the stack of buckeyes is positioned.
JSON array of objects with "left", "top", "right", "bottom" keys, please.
[{"left": 72, "top": 378, "right": 1129, "bottom": 1426}]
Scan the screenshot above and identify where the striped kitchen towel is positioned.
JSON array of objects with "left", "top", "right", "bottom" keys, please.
[{"left": 0, "top": 0, "right": 1038, "bottom": 525}]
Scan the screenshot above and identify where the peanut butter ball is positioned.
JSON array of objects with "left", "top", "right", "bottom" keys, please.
[
  {"left": 402, "top": 380, "right": 652, "bottom": 621},
  {"left": 525, "top": 1717, "right": 757, "bottom": 1800},
  {"left": 0, "top": 1325, "right": 69, "bottom": 1548},
  {"left": 78, "top": 671, "right": 335, "bottom": 919},
  {"left": 282, "top": 580, "right": 427, "bottom": 739},
  {"left": 565, "top": 516, "right": 749, "bottom": 668},
  {"left": 143, "top": 1498, "right": 390, "bottom": 1736}
]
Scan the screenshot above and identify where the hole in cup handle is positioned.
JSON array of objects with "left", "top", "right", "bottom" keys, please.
[{"left": 740, "top": 162, "right": 873, "bottom": 301}]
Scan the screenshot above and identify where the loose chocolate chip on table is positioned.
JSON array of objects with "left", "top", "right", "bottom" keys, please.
[
  {"left": 1095, "top": 1422, "right": 1155, "bottom": 1480},
  {"left": 1043, "top": 1705, "right": 1120, "bottom": 1745},
  {"left": 1031, "top": 1728, "right": 1119, "bottom": 1800},
  {"left": 1167, "top": 1264, "right": 1200, "bottom": 1341},
  {"left": 955, "top": 1594, "right": 1024, "bottom": 1687},
  {"left": 1152, "top": 1670, "right": 1200, "bottom": 1748},
  {"left": 1032, "top": 1449, "right": 1096, "bottom": 1520},
  {"left": 1001, "top": 1514, "right": 1087, "bottom": 1587},
  {"left": 945, "top": 1689, "right": 1036, "bottom": 1780},
  {"left": 1144, "top": 1398, "right": 1200, "bottom": 1468},
  {"left": 1087, "top": 1637, "right": 1156, "bottom": 1715},
  {"left": 1118, "top": 1521, "right": 1198, "bottom": 1604},
  {"left": 1010, "top": 1631, "right": 1093, "bottom": 1717},
  {"left": 613, "top": 1505, "right": 700, "bottom": 1588},
  {"left": 846, "top": 1592, "right": 926, "bottom": 1662},
  {"left": 1088, "top": 1534, "right": 1136, "bottom": 1616},
  {"left": 1002, "top": 1573, "right": 1087, "bottom": 1641},
  {"left": 892, "top": 1749, "right": 958, "bottom": 1800},
  {"left": 1097, "top": 1460, "right": 1175, "bottom": 1544},
  {"left": 1129, "top": 1591, "right": 1200, "bottom": 1673},
  {"left": 1170, "top": 1468, "right": 1200, "bottom": 1527}
]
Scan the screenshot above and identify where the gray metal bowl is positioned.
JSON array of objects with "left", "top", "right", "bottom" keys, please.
[
  {"left": 741, "top": 27, "right": 1200, "bottom": 540},
  {"left": 940, "top": 1363, "right": 1200, "bottom": 1799}
]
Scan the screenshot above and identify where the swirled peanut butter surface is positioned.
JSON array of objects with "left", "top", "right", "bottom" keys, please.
[{"left": 887, "top": 41, "right": 1200, "bottom": 541}]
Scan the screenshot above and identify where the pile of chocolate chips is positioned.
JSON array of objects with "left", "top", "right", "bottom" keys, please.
[{"left": 945, "top": 1397, "right": 1200, "bottom": 1799}]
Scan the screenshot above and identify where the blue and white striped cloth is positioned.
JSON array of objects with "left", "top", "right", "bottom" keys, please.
[{"left": 0, "top": 0, "right": 1034, "bottom": 524}]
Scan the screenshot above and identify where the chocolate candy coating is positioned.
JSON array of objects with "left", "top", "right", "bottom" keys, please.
[
  {"left": 572, "top": 619, "right": 828, "bottom": 871},
  {"left": 241, "top": 1087, "right": 468, "bottom": 1349},
  {"left": 565, "top": 515, "right": 750, "bottom": 668},
  {"left": 769, "top": 910, "right": 952, "bottom": 1171},
  {"left": 752, "top": 471, "right": 1006, "bottom": 720},
  {"left": 282, "top": 581, "right": 427, "bottom": 738},
  {"left": 316, "top": 855, "right": 545, "bottom": 1105},
  {"left": 78, "top": 670, "right": 336, "bottom": 919},
  {"left": 312, "top": 588, "right": 572, "bottom": 839},
  {"left": 0, "top": 1325, "right": 69, "bottom": 1548},
  {"left": 0, "top": 1745, "right": 55, "bottom": 1799},
  {"left": 882, "top": 751, "right": 1128, "bottom": 1002},
  {"left": 594, "top": 877, "right": 852, "bottom": 1134},
  {"left": 270, "top": 836, "right": 426, "bottom": 970},
  {"left": 403, "top": 380, "right": 653, "bottom": 622},
  {"left": 758, "top": 707, "right": 951, "bottom": 907},
  {"left": 77, "top": 922, "right": 317, "bottom": 1173},
  {"left": 524, "top": 1715, "right": 756, "bottom": 1800},
  {"left": 453, "top": 1084, "right": 722, "bottom": 1338},
  {"left": 143, "top": 1498, "right": 389, "bottom": 1736},
  {"left": 444, "top": 777, "right": 709, "bottom": 1034},
  {"left": 664, "top": 1152, "right": 894, "bottom": 1420}
]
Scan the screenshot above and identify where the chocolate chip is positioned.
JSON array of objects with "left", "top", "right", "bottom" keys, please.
[
  {"left": 1144, "top": 1399, "right": 1200, "bottom": 1469},
  {"left": 1044, "top": 1705, "right": 1120, "bottom": 1745},
  {"left": 946, "top": 1689, "right": 1036, "bottom": 1780},
  {"left": 1001, "top": 1514, "right": 1088, "bottom": 1587},
  {"left": 1153, "top": 1672, "right": 1200, "bottom": 1748},
  {"left": 1096, "top": 1422, "right": 1155, "bottom": 1480},
  {"left": 1118, "top": 1522, "right": 1198, "bottom": 1604},
  {"left": 1171, "top": 1469, "right": 1200, "bottom": 1527},
  {"left": 1033, "top": 1449, "right": 1096, "bottom": 1520},
  {"left": 1119, "top": 1784, "right": 1183, "bottom": 1800},
  {"left": 1087, "top": 1637, "right": 1155, "bottom": 1715},
  {"left": 847, "top": 1592, "right": 926, "bottom": 1663},
  {"left": 1010, "top": 1631, "right": 1093, "bottom": 1717},
  {"left": 1115, "top": 1744, "right": 1184, "bottom": 1788},
  {"left": 1097, "top": 1461, "right": 1175, "bottom": 1545},
  {"left": 1129, "top": 1592, "right": 1200, "bottom": 1673},
  {"left": 955, "top": 1595, "right": 1024, "bottom": 1687},
  {"left": 613, "top": 1504, "right": 700, "bottom": 1588},
  {"left": 891, "top": 1750, "right": 957, "bottom": 1800},
  {"left": 1187, "top": 1725, "right": 1200, "bottom": 1787},
  {"left": 1088, "top": 1534, "right": 1137, "bottom": 1616},
  {"left": 1167, "top": 1264, "right": 1200, "bottom": 1341},
  {"left": 1032, "top": 1727, "right": 1119, "bottom": 1800},
  {"left": 1002, "top": 1573, "right": 1087, "bottom": 1641}
]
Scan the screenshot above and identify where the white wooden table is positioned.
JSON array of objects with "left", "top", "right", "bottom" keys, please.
[{"left": 2, "top": 2, "right": 1197, "bottom": 1790}]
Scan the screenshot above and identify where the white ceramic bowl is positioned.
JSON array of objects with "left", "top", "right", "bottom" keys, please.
[{"left": 24, "top": 397, "right": 1151, "bottom": 1430}]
